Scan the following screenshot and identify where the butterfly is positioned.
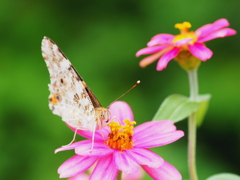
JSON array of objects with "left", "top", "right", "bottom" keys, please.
[{"left": 41, "top": 37, "right": 111, "bottom": 150}]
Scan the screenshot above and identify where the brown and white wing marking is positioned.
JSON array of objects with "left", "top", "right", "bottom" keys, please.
[{"left": 41, "top": 36, "right": 101, "bottom": 130}]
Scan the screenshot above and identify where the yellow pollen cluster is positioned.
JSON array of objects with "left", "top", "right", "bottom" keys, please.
[
  {"left": 173, "top": 22, "right": 197, "bottom": 45},
  {"left": 106, "top": 119, "right": 136, "bottom": 151},
  {"left": 174, "top": 22, "right": 192, "bottom": 31}
]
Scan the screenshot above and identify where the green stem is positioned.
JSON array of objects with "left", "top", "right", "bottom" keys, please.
[
  {"left": 117, "top": 171, "right": 122, "bottom": 180},
  {"left": 187, "top": 69, "right": 199, "bottom": 180},
  {"left": 188, "top": 69, "right": 199, "bottom": 101}
]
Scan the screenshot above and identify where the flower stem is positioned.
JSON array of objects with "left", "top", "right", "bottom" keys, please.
[
  {"left": 187, "top": 69, "right": 199, "bottom": 180},
  {"left": 117, "top": 171, "right": 122, "bottom": 180}
]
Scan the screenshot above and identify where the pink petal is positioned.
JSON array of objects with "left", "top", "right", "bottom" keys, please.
[
  {"left": 90, "top": 155, "right": 118, "bottom": 180},
  {"left": 139, "top": 50, "right": 167, "bottom": 68},
  {"left": 134, "top": 131, "right": 184, "bottom": 148},
  {"left": 127, "top": 148, "right": 164, "bottom": 168},
  {"left": 58, "top": 155, "right": 98, "bottom": 178},
  {"left": 195, "top": 18, "right": 230, "bottom": 39},
  {"left": 122, "top": 168, "right": 144, "bottom": 180},
  {"left": 75, "top": 140, "right": 114, "bottom": 157},
  {"left": 134, "top": 121, "right": 177, "bottom": 139},
  {"left": 174, "top": 37, "right": 193, "bottom": 46},
  {"left": 156, "top": 47, "right": 181, "bottom": 71},
  {"left": 136, "top": 45, "right": 169, "bottom": 57},
  {"left": 147, "top": 34, "right": 175, "bottom": 46},
  {"left": 142, "top": 161, "right": 182, "bottom": 180},
  {"left": 68, "top": 173, "right": 89, "bottom": 180},
  {"left": 197, "top": 28, "right": 237, "bottom": 42},
  {"left": 55, "top": 141, "right": 84, "bottom": 154},
  {"left": 151, "top": 34, "right": 175, "bottom": 41},
  {"left": 109, "top": 101, "right": 134, "bottom": 124},
  {"left": 188, "top": 43, "right": 213, "bottom": 61},
  {"left": 113, "top": 151, "right": 140, "bottom": 174},
  {"left": 95, "top": 126, "right": 111, "bottom": 138}
]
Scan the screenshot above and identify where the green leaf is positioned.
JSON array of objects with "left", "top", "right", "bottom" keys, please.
[
  {"left": 206, "top": 173, "right": 240, "bottom": 180},
  {"left": 152, "top": 94, "right": 200, "bottom": 123},
  {"left": 196, "top": 94, "right": 211, "bottom": 126}
]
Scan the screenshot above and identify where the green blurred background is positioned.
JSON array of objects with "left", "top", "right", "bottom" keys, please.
[{"left": 0, "top": 0, "right": 239, "bottom": 179}]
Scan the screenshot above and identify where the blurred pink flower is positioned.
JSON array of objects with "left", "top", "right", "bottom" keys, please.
[
  {"left": 122, "top": 168, "right": 144, "bottom": 180},
  {"left": 55, "top": 101, "right": 184, "bottom": 180},
  {"left": 136, "top": 18, "right": 236, "bottom": 71},
  {"left": 68, "top": 173, "right": 89, "bottom": 180},
  {"left": 68, "top": 168, "right": 144, "bottom": 180}
]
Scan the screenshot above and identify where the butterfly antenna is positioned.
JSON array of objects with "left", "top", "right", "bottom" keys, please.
[{"left": 107, "top": 80, "right": 140, "bottom": 108}]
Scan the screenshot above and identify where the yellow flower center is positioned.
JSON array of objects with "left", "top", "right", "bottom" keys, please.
[
  {"left": 106, "top": 119, "right": 136, "bottom": 151},
  {"left": 173, "top": 22, "right": 197, "bottom": 45}
]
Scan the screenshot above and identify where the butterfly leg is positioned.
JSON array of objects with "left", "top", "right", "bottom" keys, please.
[
  {"left": 111, "top": 116, "right": 121, "bottom": 124},
  {"left": 62, "top": 128, "right": 79, "bottom": 147},
  {"left": 89, "top": 122, "right": 97, "bottom": 152}
]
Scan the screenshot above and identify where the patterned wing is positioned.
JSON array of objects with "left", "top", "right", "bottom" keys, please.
[{"left": 41, "top": 36, "right": 100, "bottom": 130}]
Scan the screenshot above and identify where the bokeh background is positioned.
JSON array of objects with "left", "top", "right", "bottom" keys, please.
[{"left": 0, "top": 0, "right": 239, "bottom": 179}]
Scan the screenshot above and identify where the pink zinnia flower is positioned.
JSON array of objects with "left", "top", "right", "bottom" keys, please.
[
  {"left": 136, "top": 18, "right": 236, "bottom": 71},
  {"left": 55, "top": 101, "right": 184, "bottom": 180}
]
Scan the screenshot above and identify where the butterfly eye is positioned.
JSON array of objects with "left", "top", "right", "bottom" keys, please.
[{"left": 100, "top": 113, "right": 105, "bottom": 118}]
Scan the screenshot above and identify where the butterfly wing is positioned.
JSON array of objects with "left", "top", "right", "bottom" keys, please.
[{"left": 41, "top": 36, "right": 101, "bottom": 130}]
